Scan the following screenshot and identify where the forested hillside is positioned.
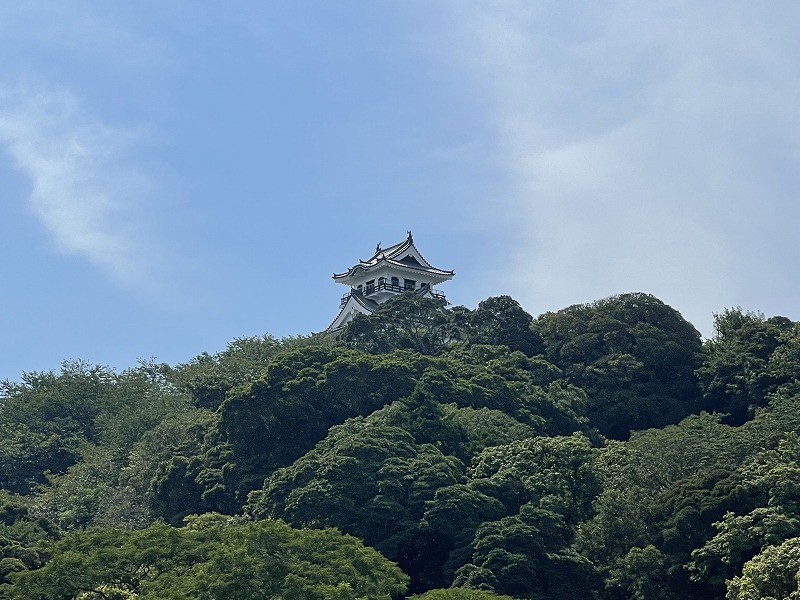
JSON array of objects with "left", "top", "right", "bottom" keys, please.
[{"left": 2, "top": 292, "right": 800, "bottom": 599}]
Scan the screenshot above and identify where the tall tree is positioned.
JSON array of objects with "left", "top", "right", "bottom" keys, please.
[
  {"left": 342, "top": 293, "right": 453, "bottom": 355},
  {"left": 697, "top": 309, "right": 796, "bottom": 423},
  {"left": 466, "top": 296, "right": 544, "bottom": 357},
  {"left": 533, "top": 293, "right": 703, "bottom": 439}
]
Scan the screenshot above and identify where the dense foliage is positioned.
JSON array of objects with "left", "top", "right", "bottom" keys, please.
[{"left": 2, "top": 292, "right": 800, "bottom": 599}]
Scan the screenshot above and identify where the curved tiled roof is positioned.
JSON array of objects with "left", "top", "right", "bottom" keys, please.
[
  {"left": 326, "top": 291, "right": 379, "bottom": 332},
  {"left": 333, "top": 231, "right": 454, "bottom": 281}
]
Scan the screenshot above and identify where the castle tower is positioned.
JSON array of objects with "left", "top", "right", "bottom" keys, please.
[{"left": 327, "top": 231, "right": 455, "bottom": 331}]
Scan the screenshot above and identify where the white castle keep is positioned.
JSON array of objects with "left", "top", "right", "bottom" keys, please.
[{"left": 327, "top": 231, "right": 455, "bottom": 331}]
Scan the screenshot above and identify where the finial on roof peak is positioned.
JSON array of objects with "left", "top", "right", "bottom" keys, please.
[
  {"left": 407, "top": 230, "right": 413, "bottom": 240},
  {"left": 375, "top": 242, "right": 381, "bottom": 253}
]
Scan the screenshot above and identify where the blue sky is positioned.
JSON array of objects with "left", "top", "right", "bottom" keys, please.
[{"left": 2, "top": 2, "right": 799, "bottom": 381}]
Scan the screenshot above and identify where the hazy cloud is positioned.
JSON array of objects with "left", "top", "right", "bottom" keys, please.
[
  {"left": 450, "top": 2, "right": 800, "bottom": 335},
  {"left": 0, "top": 87, "right": 158, "bottom": 289}
]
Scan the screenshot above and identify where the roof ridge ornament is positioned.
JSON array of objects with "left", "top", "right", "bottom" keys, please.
[{"left": 327, "top": 232, "right": 454, "bottom": 332}]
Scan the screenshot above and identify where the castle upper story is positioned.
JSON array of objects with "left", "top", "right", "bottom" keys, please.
[{"left": 327, "top": 231, "right": 454, "bottom": 331}]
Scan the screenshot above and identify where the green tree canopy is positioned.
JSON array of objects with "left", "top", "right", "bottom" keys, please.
[
  {"left": 409, "top": 588, "right": 517, "bottom": 599},
  {"left": 697, "top": 308, "right": 798, "bottom": 423},
  {"left": 464, "top": 296, "right": 544, "bottom": 357},
  {"left": 246, "top": 416, "right": 463, "bottom": 592},
  {"left": 6, "top": 517, "right": 408, "bottom": 600},
  {"left": 0, "top": 491, "right": 58, "bottom": 597},
  {"left": 217, "top": 346, "right": 436, "bottom": 502},
  {"left": 726, "top": 536, "right": 800, "bottom": 600},
  {"left": 533, "top": 293, "right": 703, "bottom": 439},
  {"left": 342, "top": 293, "right": 453, "bottom": 356},
  {"left": 0, "top": 361, "right": 190, "bottom": 497},
  {"left": 169, "top": 335, "right": 314, "bottom": 409}
]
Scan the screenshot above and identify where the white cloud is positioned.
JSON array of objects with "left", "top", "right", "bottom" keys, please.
[
  {"left": 448, "top": 1, "right": 800, "bottom": 336},
  {"left": 0, "top": 87, "right": 158, "bottom": 289}
]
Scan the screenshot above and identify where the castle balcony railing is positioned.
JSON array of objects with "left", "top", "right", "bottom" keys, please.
[{"left": 340, "top": 283, "right": 446, "bottom": 308}]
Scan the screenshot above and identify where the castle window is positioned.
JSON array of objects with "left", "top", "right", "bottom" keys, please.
[{"left": 404, "top": 279, "right": 416, "bottom": 290}]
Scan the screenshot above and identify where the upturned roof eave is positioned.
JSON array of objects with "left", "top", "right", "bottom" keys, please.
[
  {"left": 332, "top": 260, "right": 455, "bottom": 283},
  {"left": 325, "top": 292, "right": 377, "bottom": 332}
]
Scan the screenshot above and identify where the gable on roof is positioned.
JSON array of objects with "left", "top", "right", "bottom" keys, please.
[
  {"left": 333, "top": 231, "right": 454, "bottom": 282},
  {"left": 398, "top": 254, "right": 422, "bottom": 267}
]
